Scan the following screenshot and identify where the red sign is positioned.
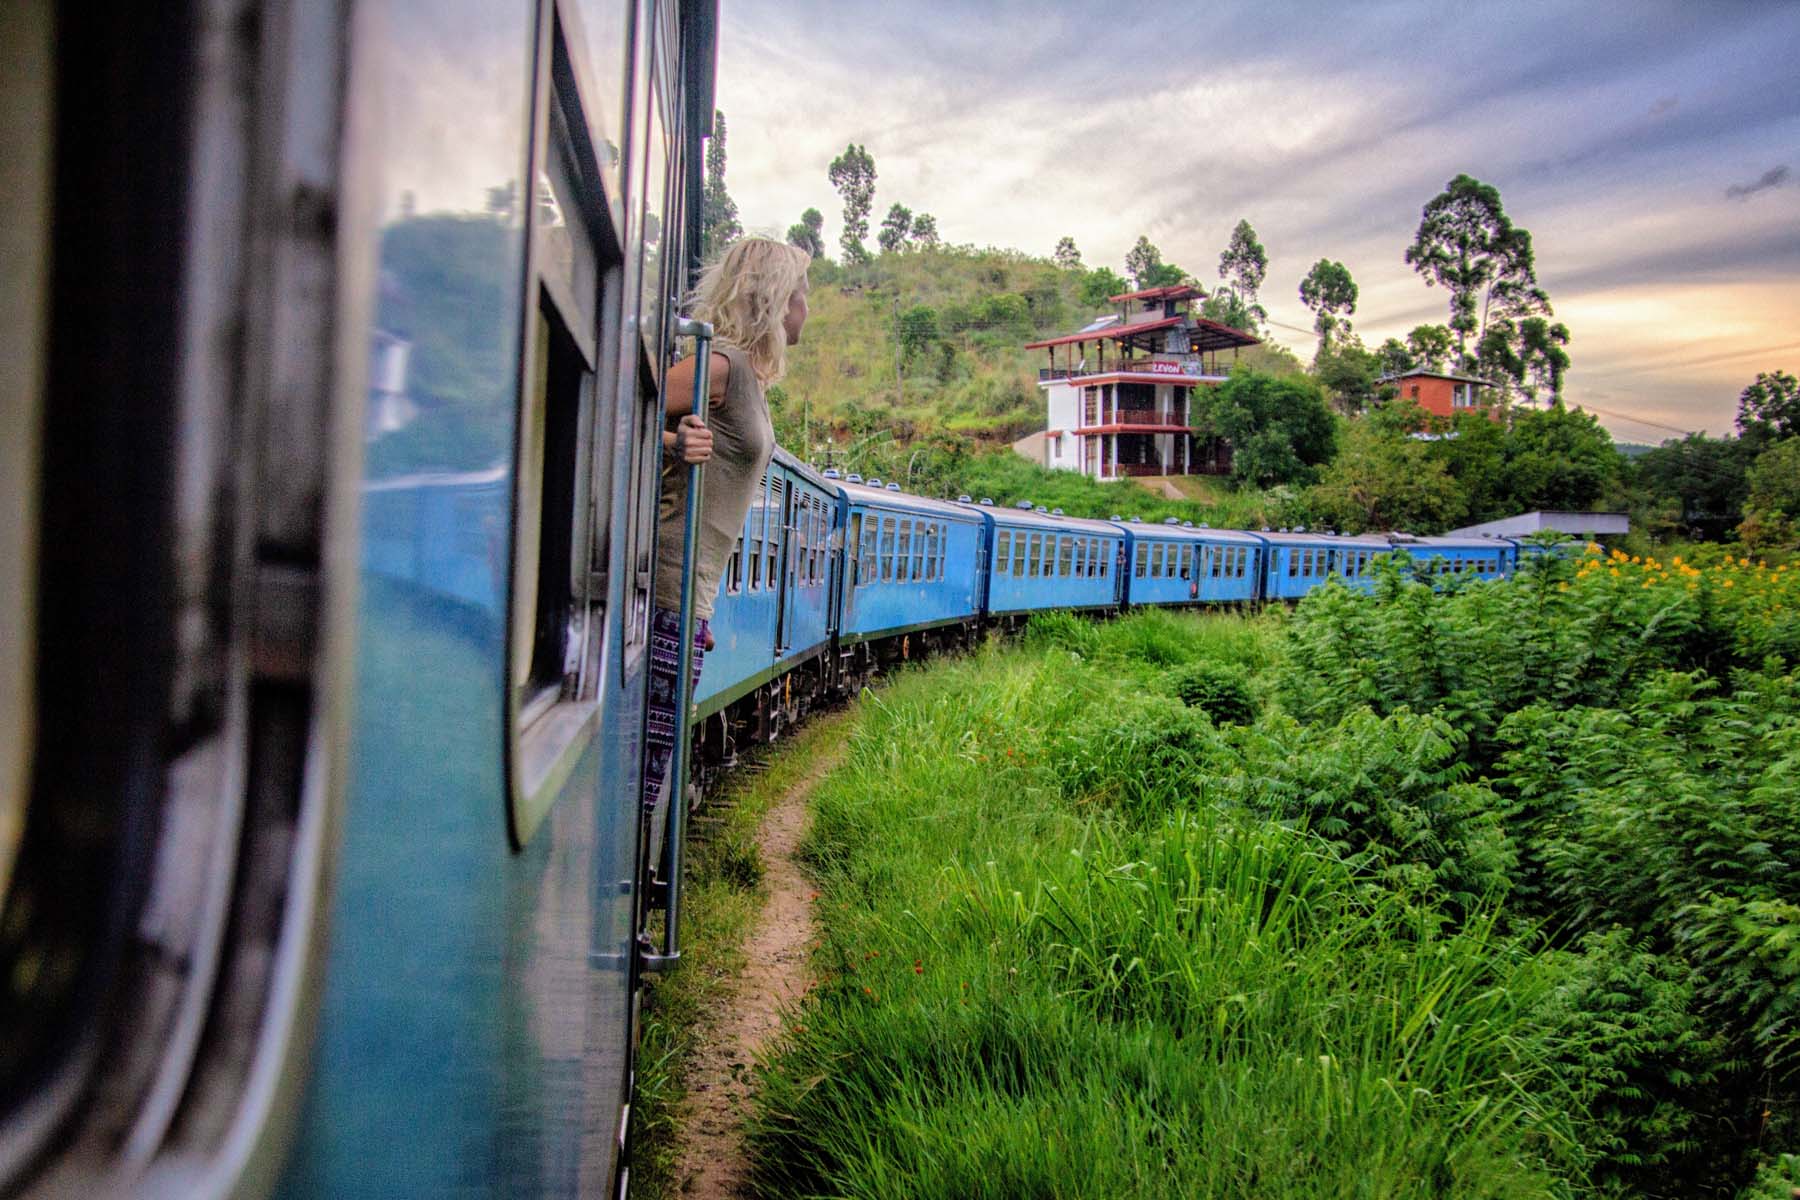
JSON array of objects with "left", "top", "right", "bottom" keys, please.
[{"left": 1136, "top": 360, "right": 1185, "bottom": 375}]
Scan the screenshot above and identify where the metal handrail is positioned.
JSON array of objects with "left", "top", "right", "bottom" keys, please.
[{"left": 640, "top": 316, "right": 714, "bottom": 974}]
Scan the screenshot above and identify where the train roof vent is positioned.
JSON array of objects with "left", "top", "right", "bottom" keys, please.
[
  {"left": 1279, "top": 527, "right": 1289, "bottom": 533},
  {"left": 957, "top": 494, "right": 972, "bottom": 503},
  {"left": 886, "top": 483, "right": 902, "bottom": 491},
  {"left": 1198, "top": 522, "right": 1210, "bottom": 529},
  {"left": 846, "top": 473, "right": 863, "bottom": 483},
  {"left": 979, "top": 498, "right": 994, "bottom": 505},
  {"left": 1182, "top": 521, "right": 1194, "bottom": 528},
  {"left": 1163, "top": 517, "right": 1179, "bottom": 525},
  {"left": 823, "top": 467, "right": 842, "bottom": 479},
  {"left": 1128, "top": 516, "right": 1142, "bottom": 523},
  {"left": 1294, "top": 525, "right": 1307, "bottom": 533},
  {"left": 1051, "top": 507, "right": 1064, "bottom": 516},
  {"left": 1261, "top": 526, "right": 1271, "bottom": 532},
  {"left": 1034, "top": 505, "right": 1048, "bottom": 513},
  {"left": 1016, "top": 499, "right": 1033, "bottom": 509},
  {"left": 867, "top": 477, "right": 882, "bottom": 486},
  {"left": 1109, "top": 514, "right": 1122, "bottom": 521}
]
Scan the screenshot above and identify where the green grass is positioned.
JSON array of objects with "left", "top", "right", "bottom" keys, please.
[
  {"left": 630, "top": 706, "right": 860, "bottom": 1199},
  {"left": 745, "top": 613, "right": 1588, "bottom": 1199}
]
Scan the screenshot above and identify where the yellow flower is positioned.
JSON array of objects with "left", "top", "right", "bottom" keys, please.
[{"left": 1722, "top": 579, "right": 1734, "bottom": 588}]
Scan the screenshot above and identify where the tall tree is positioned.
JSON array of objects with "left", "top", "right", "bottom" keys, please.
[
  {"left": 1303, "top": 417, "right": 1465, "bottom": 534},
  {"left": 1404, "top": 174, "right": 1567, "bottom": 396},
  {"left": 785, "top": 207, "right": 825, "bottom": 258},
  {"left": 1736, "top": 369, "right": 1800, "bottom": 444},
  {"left": 1054, "top": 236, "right": 1083, "bottom": 269},
  {"left": 1078, "top": 266, "right": 1127, "bottom": 308},
  {"left": 1298, "top": 259, "right": 1357, "bottom": 352},
  {"left": 1216, "top": 218, "right": 1269, "bottom": 329},
  {"left": 910, "top": 212, "right": 939, "bottom": 249},
  {"left": 827, "top": 143, "right": 877, "bottom": 265},
  {"left": 700, "top": 109, "right": 742, "bottom": 259},
  {"left": 877, "top": 203, "right": 913, "bottom": 254}
]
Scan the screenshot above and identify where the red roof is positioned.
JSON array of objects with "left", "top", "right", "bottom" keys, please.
[
  {"left": 1107, "top": 284, "right": 1206, "bottom": 304},
  {"left": 1024, "top": 315, "right": 1259, "bottom": 354},
  {"left": 1037, "top": 371, "right": 1211, "bottom": 388}
]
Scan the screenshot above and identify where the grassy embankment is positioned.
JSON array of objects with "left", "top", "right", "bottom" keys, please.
[{"left": 744, "top": 550, "right": 1800, "bottom": 1199}]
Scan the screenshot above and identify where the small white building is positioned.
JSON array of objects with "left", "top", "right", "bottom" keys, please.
[
  {"left": 1024, "top": 285, "right": 1259, "bottom": 482},
  {"left": 1447, "top": 510, "right": 1630, "bottom": 538}
]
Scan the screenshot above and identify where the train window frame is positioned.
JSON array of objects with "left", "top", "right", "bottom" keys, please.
[
  {"left": 996, "top": 529, "right": 1011, "bottom": 575},
  {"left": 1135, "top": 542, "right": 1147, "bottom": 578},
  {"left": 1011, "top": 532, "right": 1025, "bottom": 578},
  {"left": 507, "top": 8, "right": 624, "bottom": 849},
  {"left": 912, "top": 525, "right": 925, "bottom": 581}
]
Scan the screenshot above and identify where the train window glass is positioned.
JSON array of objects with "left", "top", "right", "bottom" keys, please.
[
  {"left": 1286, "top": 550, "right": 1298, "bottom": 578},
  {"left": 847, "top": 513, "right": 862, "bottom": 587},
  {"left": 913, "top": 526, "right": 926, "bottom": 581},
  {"left": 1025, "top": 533, "right": 1039, "bottom": 578},
  {"left": 635, "top": 63, "right": 670, "bottom": 361},
  {"left": 726, "top": 537, "right": 742, "bottom": 594},
  {"left": 860, "top": 516, "right": 876, "bottom": 586},
  {"left": 1135, "top": 542, "right": 1147, "bottom": 578},
  {"left": 929, "top": 526, "right": 940, "bottom": 581},
  {"left": 938, "top": 527, "right": 947, "bottom": 580},
  {"left": 766, "top": 480, "right": 783, "bottom": 586},
  {"left": 1058, "top": 537, "right": 1071, "bottom": 578},
  {"left": 1179, "top": 546, "right": 1192, "bottom": 579},
  {"left": 749, "top": 533, "right": 763, "bottom": 590},
  {"left": 1012, "top": 532, "right": 1025, "bottom": 578},
  {"left": 997, "top": 529, "right": 1011, "bottom": 575},
  {"left": 879, "top": 517, "right": 894, "bottom": 581},
  {"left": 896, "top": 521, "right": 912, "bottom": 582},
  {"left": 1073, "top": 539, "right": 1085, "bottom": 578}
]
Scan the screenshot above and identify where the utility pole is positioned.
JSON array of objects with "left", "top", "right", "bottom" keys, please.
[{"left": 893, "top": 294, "right": 903, "bottom": 408}]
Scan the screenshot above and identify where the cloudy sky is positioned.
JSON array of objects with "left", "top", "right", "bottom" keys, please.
[{"left": 714, "top": 0, "right": 1800, "bottom": 441}]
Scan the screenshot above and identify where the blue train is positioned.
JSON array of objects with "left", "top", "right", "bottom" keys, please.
[{"left": 1, "top": 2, "right": 1560, "bottom": 1195}]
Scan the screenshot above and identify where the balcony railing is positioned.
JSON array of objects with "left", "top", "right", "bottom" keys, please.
[{"left": 1039, "top": 359, "right": 1228, "bottom": 383}]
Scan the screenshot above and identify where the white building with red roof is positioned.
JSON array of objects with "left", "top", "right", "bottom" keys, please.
[{"left": 1024, "top": 285, "right": 1261, "bottom": 481}]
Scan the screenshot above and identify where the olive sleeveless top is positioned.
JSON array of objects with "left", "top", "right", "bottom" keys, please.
[{"left": 653, "top": 343, "right": 774, "bottom": 621}]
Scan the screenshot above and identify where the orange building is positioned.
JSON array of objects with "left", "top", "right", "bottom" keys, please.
[{"left": 1383, "top": 370, "right": 1501, "bottom": 421}]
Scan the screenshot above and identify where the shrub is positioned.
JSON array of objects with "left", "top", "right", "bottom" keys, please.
[{"left": 1164, "top": 660, "right": 1256, "bottom": 725}]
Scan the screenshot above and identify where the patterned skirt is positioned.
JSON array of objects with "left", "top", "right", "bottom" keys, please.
[{"left": 642, "top": 606, "right": 709, "bottom": 813}]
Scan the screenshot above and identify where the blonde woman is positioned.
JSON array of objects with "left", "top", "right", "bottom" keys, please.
[{"left": 642, "top": 237, "right": 811, "bottom": 812}]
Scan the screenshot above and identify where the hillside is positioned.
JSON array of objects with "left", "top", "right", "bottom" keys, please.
[{"left": 773, "top": 246, "right": 1301, "bottom": 451}]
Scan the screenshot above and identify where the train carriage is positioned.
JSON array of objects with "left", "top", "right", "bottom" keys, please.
[
  {"left": 1259, "top": 529, "right": 1366, "bottom": 601},
  {"left": 980, "top": 504, "right": 1126, "bottom": 617},
  {"left": 696, "top": 448, "right": 840, "bottom": 720},
  {"left": 1393, "top": 534, "right": 1514, "bottom": 582},
  {"left": 1324, "top": 532, "right": 1399, "bottom": 593},
  {"left": 834, "top": 478, "right": 985, "bottom": 645},
  {"left": 1118, "top": 518, "right": 1261, "bottom": 608}
]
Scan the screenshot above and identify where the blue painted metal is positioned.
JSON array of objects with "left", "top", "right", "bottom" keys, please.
[
  {"left": 836, "top": 481, "right": 985, "bottom": 638},
  {"left": 1117, "top": 522, "right": 1263, "bottom": 608},
  {"left": 979, "top": 507, "right": 1123, "bottom": 616}
]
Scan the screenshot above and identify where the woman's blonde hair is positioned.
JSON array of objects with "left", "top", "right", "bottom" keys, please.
[{"left": 688, "top": 237, "right": 811, "bottom": 383}]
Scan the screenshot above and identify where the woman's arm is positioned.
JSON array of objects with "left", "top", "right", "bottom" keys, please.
[{"left": 662, "top": 350, "right": 731, "bottom": 464}]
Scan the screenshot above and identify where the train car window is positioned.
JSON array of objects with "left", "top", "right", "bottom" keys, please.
[
  {"left": 928, "top": 526, "right": 940, "bottom": 581},
  {"left": 726, "top": 536, "right": 742, "bottom": 594},
  {"left": 765, "top": 478, "right": 783, "bottom": 586},
  {"left": 1023, "top": 533, "right": 1036, "bottom": 578},
  {"left": 996, "top": 529, "right": 1011, "bottom": 575},
  {"left": 938, "top": 526, "right": 947, "bottom": 580},
  {"left": 862, "top": 516, "right": 877, "bottom": 586},
  {"left": 1134, "top": 543, "right": 1147, "bottom": 578},
  {"left": 1073, "top": 539, "right": 1085, "bottom": 578},
  {"left": 896, "top": 521, "right": 912, "bottom": 582},
  {"left": 1056, "top": 537, "right": 1070, "bottom": 578},
  {"left": 879, "top": 517, "right": 894, "bottom": 582},
  {"left": 912, "top": 526, "right": 926, "bottom": 581},
  {"left": 1011, "top": 532, "right": 1026, "bottom": 578}
]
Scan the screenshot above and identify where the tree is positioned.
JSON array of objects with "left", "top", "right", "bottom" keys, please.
[
  {"left": 1503, "top": 404, "right": 1621, "bottom": 512},
  {"left": 1303, "top": 416, "right": 1465, "bottom": 534},
  {"left": 1634, "top": 433, "right": 1755, "bottom": 540},
  {"left": 1312, "top": 338, "right": 1384, "bottom": 414},
  {"left": 1124, "top": 235, "right": 1186, "bottom": 290},
  {"left": 898, "top": 304, "right": 940, "bottom": 361},
  {"left": 1405, "top": 174, "right": 1566, "bottom": 394},
  {"left": 1216, "top": 218, "right": 1269, "bottom": 330},
  {"left": 827, "top": 143, "right": 877, "bottom": 265},
  {"left": 1435, "top": 409, "right": 1512, "bottom": 525},
  {"left": 910, "top": 213, "right": 939, "bottom": 249},
  {"left": 700, "top": 109, "right": 742, "bottom": 259},
  {"left": 1194, "top": 369, "right": 1337, "bottom": 488},
  {"left": 1054, "top": 236, "right": 1083, "bottom": 269},
  {"left": 1298, "top": 259, "right": 1357, "bottom": 352},
  {"left": 1199, "top": 292, "right": 1260, "bottom": 333},
  {"left": 877, "top": 203, "right": 913, "bottom": 254},
  {"left": 786, "top": 207, "right": 825, "bottom": 258},
  {"left": 1735, "top": 369, "right": 1800, "bottom": 444},
  {"left": 1407, "top": 324, "right": 1455, "bottom": 372},
  {"left": 1737, "top": 437, "right": 1800, "bottom": 551},
  {"left": 1078, "top": 266, "right": 1127, "bottom": 309},
  {"left": 1376, "top": 337, "right": 1415, "bottom": 378}
]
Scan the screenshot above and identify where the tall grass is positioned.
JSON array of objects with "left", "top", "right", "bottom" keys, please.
[{"left": 746, "top": 615, "right": 1588, "bottom": 1198}]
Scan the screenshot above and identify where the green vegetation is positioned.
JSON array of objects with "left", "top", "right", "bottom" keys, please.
[{"left": 744, "top": 553, "right": 1799, "bottom": 1198}]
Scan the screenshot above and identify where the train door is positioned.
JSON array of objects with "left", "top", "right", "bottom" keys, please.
[{"left": 773, "top": 475, "right": 793, "bottom": 654}]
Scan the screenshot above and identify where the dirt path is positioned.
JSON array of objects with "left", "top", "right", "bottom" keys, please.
[{"left": 672, "top": 741, "right": 843, "bottom": 1198}]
